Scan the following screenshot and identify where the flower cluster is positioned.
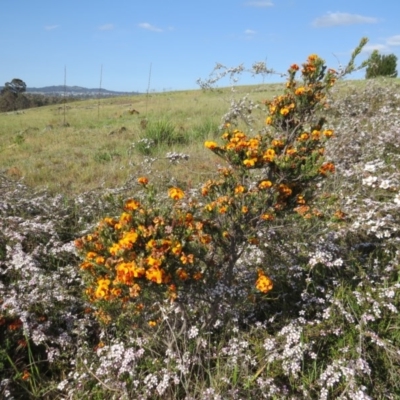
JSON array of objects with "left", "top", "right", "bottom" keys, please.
[{"left": 76, "top": 180, "right": 212, "bottom": 310}]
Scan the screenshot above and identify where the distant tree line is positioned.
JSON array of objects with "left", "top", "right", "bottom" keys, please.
[
  {"left": 0, "top": 78, "right": 77, "bottom": 113},
  {"left": 365, "top": 50, "right": 398, "bottom": 79}
]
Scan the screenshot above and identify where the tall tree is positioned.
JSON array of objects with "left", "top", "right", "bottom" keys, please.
[
  {"left": 1, "top": 78, "right": 27, "bottom": 95},
  {"left": 365, "top": 50, "right": 398, "bottom": 79}
]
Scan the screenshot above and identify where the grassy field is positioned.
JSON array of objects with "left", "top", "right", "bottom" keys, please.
[{"left": 0, "top": 83, "right": 285, "bottom": 195}]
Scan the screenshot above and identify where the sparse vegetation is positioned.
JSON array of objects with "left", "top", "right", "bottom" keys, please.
[{"left": 1, "top": 39, "right": 400, "bottom": 399}]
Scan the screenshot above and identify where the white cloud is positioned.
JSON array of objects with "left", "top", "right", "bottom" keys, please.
[
  {"left": 244, "top": 29, "right": 256, "bottom": 35},
  {"left": 99, "top": 24, "right": 114, "bottom": 31},
  {"left": 386, "top": 35, "right": 400, "bottom": 46},
  {"left": 312, "top": 12, "right": 378, "bottom": 28},
  {"left": 44, "top": 25, "right": 59, "bottom": 31},
  {"left": 244, "top": 1, "right": 274, "bottom": 7},
  {"left": 361, "top": 35, "right": 400, "bottom": 54},
  {"left": 362, "top": 44, "right": 388, "bottom": 53},
  {"left": 138, "top": 23, "right": 163, "bottom": 32}
]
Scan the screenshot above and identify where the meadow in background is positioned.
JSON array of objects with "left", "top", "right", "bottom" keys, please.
[{"left": 1, "top": 38, "right": 400, "bottom": 399}]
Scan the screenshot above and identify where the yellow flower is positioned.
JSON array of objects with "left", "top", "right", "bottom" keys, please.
[
  {"left": 241, "top": 206, "right": 249, "bottom": 214},
  {"left": 271, "top": 139, "right": 284, "bottom": 148},
  {"left": 148, "top": 320, "right": 157, "bottom": 327},
  {"left": 168, "top": 187, "right": 185, "bottom": 200},
  {"left": 295, "top": 87, "right": 306, "bottom": 95},
  {"left": 95, "top": 278, "right": 111, "bottom": 299},
  {"left": 180, "top": 253, "right": 194, "bottom": 264},
  {"left": 146, "top": 266, "right": 164, "bottom": 284},
  {"left": 311, "top": 130, "right": 321, "bottom": 140},
  {"left": 119, "top": 231, "right": 139, "bottom": 250},
  {"left": 280, "top": 107, "right": 290, "bottom": 116},
  {"left": 323, "top": 129, "right": 334, "bottom": 137},
  {"left": 255, "top": 271, "right": 273, "bottom": 293},
  {"left": 171, "top": 242, "right": 183, "bottom": 255},
  {"left": 234, "top": 185, "right": 245, "bottom": 194},
  {"left": 109, "top": 243, "right": 122, "bottom": 256},
  {"left": 146, "top": 256, "right": 162, "bottom": 268},
  {"left": 265, "top": 116, "right": 273, "bottom": 125},
  {"left": 262, "top": 148, "right": 275, "bottom": 162},
  {"left": 298, "top": 132, "right": 309, "bottom": 141},
  {"left": 204, "top": 141, "right": 218, "bottom": 150},
  {"left": 243, "top": 158, "right": 257, "bottom": 168},
  {"left": 124, "top": 199, "right": 141, "bottom": 211},
  {"left": 258, "top": 180, "right": 272, "bottom": 189}
]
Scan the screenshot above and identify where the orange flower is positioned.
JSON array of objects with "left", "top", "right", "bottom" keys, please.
[
  {"left": 271, "top": 139, "right": 282, "bottom": 148},
  {"left": 8, "top": 319, "right": 22, "bottom": 331},
  {"left": 261, "top": 213, "right": 274, "bottom": 221},
  {"left": 290, "top": 64, "right": 300, "bottom": 71},
  {"left": 138, "top": 176, "right": 149, "bottom": 185},
  {"left": 234, "top": 185, "right": 246, "bottom": 194},
  {"left": 21, "top": 370, "right": 30, "bottom": 381},
  {"left": 241, "top": 206, "right": 249, "bottom": 214},
  {"left": 265, "top": 116, "right": 273, "bottom": 125},
  {"left": 255, "top": 270, "right": 273, "bottom": 293},
  {"left": 176, "top": 268, "right": 189, "bottom": 281},
  {"left": 278, "top": 184, "right": 292, "bottom": 197},
  {"left": 323, "top": 129, "right": 334, "bottom": 137},
  {"left": 148, "top": 320, "right": 157, "bottom": 327},
  {"left": 168, "top": 187, "right": 185, "bottom": 200},
  {"left": 294, "top": 205, "right": 310, "bottom": 215},
  {"left": 204, "top": 141, "right": 218, "bottom": 150},
  {"left": 319, "top": 162, "right": 335, "bottom": 175}
]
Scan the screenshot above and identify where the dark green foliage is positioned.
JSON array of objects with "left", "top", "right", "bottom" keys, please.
[
  {"left": 365, "top": 50, "right": 398, "bottom": 78},
  {"left": 1, "top": 78, "right": 27, "bottom": 95}
]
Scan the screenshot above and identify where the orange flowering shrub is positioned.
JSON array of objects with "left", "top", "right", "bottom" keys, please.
[{"left": 77, "top": 54, "right": 338, "bottom": 326}]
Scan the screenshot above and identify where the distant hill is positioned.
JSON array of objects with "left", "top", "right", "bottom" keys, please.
[{"left": 0, "top": 85, "right": 140, "bottom": 97}]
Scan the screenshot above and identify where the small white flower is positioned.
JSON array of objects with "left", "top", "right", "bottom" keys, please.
[{"left": 362, "top": 176, "right": 378, "bottom": 186}]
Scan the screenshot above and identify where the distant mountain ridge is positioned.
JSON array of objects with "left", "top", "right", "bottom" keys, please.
[{"left": 0, "top": 85, "right": 139, "bottom": 97}]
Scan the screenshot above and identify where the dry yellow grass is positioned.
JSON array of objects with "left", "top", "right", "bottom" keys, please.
[{"left": 2, "top": 79, "right": 381, "bottom": 196}]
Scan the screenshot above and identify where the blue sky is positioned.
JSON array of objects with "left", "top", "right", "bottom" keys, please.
[{"left": 1, "top": 1, "right": 400, "bottom": 92}]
